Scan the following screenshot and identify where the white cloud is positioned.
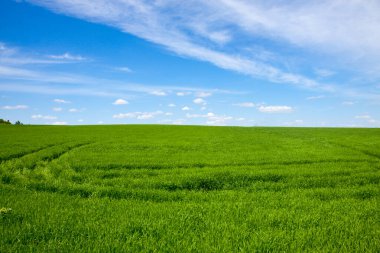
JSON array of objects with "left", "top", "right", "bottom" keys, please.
[
  {"left": 77, "top": 119, "right": 84, "bottom": 122},
  {"left": 342, "top": 101, "right": 355, "bottom": 106},
  {"left": 283, "top": 119, "right": 304, "bottom": 126},
  {"left": 53, "top": 98, "right": 70, "bottom": 104},
  {"left": 186, "top": 112, "right": 215, "bottom": 118},
  {"left": 26, "top": 0, "right": 365, "bottom": 94},
  {"left": 196, "top": 91, "right": 212, "bottom": 97},
  {"left": 48, "top": 53, "right": 86, "bottom": 61},
  {"left": 52, "top": 121, "right": 67, "bottom": 125},
  {"left": 258, "top": 105, "right": 293, "bottom": 113},
  {"left": 1, "top": 105, "right": 28, "bottom": 110},
  {"left": 0, "top": 42, "right": 78, "bottom": 65},
  {"left": 113, "top": 99, "right": 128, "bottom": 105},
  {"left": 314, "top": 69, "right": 335, "bottom": 78},
  {"left": 113, "top": 111, "right": 163, "bottom": 120},
  {"left": 354, "top": 114, "right": 380, "bottom": 126},
  {"left": 193, "top": 98, "right": 206, "bottom": 105},
  {"left": 182, "top": 106, "right": 191, "bottom": 111},
  {"left": 115, "top": 67, "right": 132, "bottom": 73},
  {"left": 68, "top": 108, "right": 79, "bottom": 112},
  {"left": 97, "top": 121, "right": 104, "bottom": 124},
  {"left": 168, "top": 103, "right": 176, "bottom": 107},
  {"left": 31, "top": 114, "right": 57, "bottom": 120},
  {"left": 355, "top": 115, "right": 371, "bottom": 119},
  {"left": 186, "top": 112, "right": 233, "bottom": 125},
  {"left": 234, "top": 102, "right": 255, "bottom": 107},
  {"left": 150, "top": 91, "right": 167, "bottom": 96},
  {"left": 176, "top": 92, "right": 191, "bottom": 96},
  {"left": 306, "top": 95, "right": 325, "bottom": 100},
  {"left": 52, "top": 107, "right": 63, "bottom": 112}
]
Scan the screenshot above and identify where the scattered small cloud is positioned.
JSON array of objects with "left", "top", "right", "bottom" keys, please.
[
  {"left": 283, "top": 119, "right": 304, "bottom": 126},
  {"left": 97, "top": 121, "right": 104, "bottom": 124},
  {"left": 196, "top": 92, "right": 212, "bottom": 97},
  {"left": 258, "top": 105, "right": 293, "bottom": 113},
  {"left": 182, "top": 106, "right": 191, "bottom": 111},
  {"left": 52, "top": 121, "right": 67, "bottom": 125},
  {"left": 176, "top": 92, "right": 191, "bottom": 96},
  {"left": 355, "top": 114, "right": 380, "bottom": 126},
  {"left": 48, "top": 52, "right": 86, "bottom": 61},
  {"left": 113, "top": 111, "right": 163, "bottom": 120},
  {"left": 342, "top": 101, "right": 355, "bottom": 106},
  {"left": 115, "top": 67, "right": 132, "bottom": 73},
  {"left": 193, "top": 98, "right": 206, "bottom": 105},
  {"left": 113, "top": 99, "right": 128, "bottom": 105},
  {"left": 53, "top": 98, "right": 70, "bottom": 104},
  {"left": 31, "top": 114, "right": 57, "bottom": 120},
  {"left": 314, "top": 68, "right": 335, "bottom": 78},
  {"left": 165, "top": 112, "right": 173, "bottom": 116},
  {"left": 150, "top": 91, "right": 167, "bottom": 96},
  {"left": 168, "top": 103, "right": 176, "bottom": 107},
  {"left": 68, "top": 108, "right": 85, "bottom": 113},
  {"left": 234, "top": 102, "right": 255, "bottom": 107},
  {"left": 355, "top": 115, "right": 371, "bottom": 119},
  {"left": 77, "top": 119, "right": 84, "bottom": 122},
  {"left": 306, "top": 95, "right": 325, "bottom": 100},
  {"left": 52, "top": 107, "right": 63, "bottom": 112},
  {"left": 1, "top": 105, "right": 28, "bottom": 110},
  {"left": 186, "top": 112, "right": 233, "bottom": 125}
]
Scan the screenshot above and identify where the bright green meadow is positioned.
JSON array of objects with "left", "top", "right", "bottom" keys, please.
[{"left": 1, "top": 125, "right": 379, "bottom": 252}]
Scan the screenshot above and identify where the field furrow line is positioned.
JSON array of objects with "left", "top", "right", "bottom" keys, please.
[{"left": 0, "top": 143, "right": 61, "bottom": 163}]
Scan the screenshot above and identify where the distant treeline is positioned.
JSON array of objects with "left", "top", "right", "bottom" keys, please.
[{"left": 0, "top": 118, "right": 23, "bottom": 125}]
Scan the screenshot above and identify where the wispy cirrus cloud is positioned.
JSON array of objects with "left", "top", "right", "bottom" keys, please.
[
  {"left": 113, "top": 111, "right": 163, "bottom": 120},
  {"left": 115, "top": 67, "right": 132, "bottom": 73},
  {"left": 258, "top": 105, "right": 293, "bottom": 113},
  {"left": 31, "top": 114, "right": 57, "bottom": 120},
  {"left": 1, "top": 104, "right": 28, "bottom": 110},
  {"left": 306, "top": 95, "right": 325, "bottom": 100},
  {"left": 0, "top": 42, "right": 87, "bottom": 65},
  {"left": 53, "top": 98, "right": 70, "bottom": 103},
  {"left": 0, "top": 62, "right": 233, "bottom": 98},
  {"left": 186, "top": 112, "right": 233, "bottom": 125},
  {"left": 48, "top": 52, "right": 86, "bottom": 61},
  {"left": 233, "top": 102, "right": 255, "bottom": 107},
  {"left": 26, "top": 0, "right": 380, "bottom": 97},
  {"left": 150, "top": 91, "right": 167, "bottom": 96}
]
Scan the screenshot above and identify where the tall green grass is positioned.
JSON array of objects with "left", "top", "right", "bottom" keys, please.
[{"left": 1, "top": 125, "right": 379, "bottom": 252}]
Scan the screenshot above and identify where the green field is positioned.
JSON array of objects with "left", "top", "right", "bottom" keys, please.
[{"left": 1, "top": 125, "right": 379, "bottom": 252}]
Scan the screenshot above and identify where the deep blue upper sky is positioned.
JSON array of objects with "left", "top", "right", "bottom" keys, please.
[{"left": 1, "top": 0, "right": 379, "bottom": 126}]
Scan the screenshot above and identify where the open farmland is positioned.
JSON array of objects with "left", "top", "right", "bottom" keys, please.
[{"left": 0, "top": 125, "right": 379, "bottom": 252}]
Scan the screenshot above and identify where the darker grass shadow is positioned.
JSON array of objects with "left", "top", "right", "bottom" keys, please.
[{"left": 160, "top": 172, "right": 286, "bottom": 191}]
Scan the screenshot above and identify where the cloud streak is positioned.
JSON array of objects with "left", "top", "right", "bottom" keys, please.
[{"left": 27, "top": 0, "right": 352, "bottom": 92}]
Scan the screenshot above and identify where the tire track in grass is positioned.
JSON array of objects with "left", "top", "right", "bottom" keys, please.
[
  {"left": 41, "top": 142, "right": 94, "bottom": 163},
  {"left": 72, "top": 158, "right": 372, "bottom": 171},
  {"left": 0, "top": 142, "right": 95, "bottom": 171},
  {"left": 328, "top": 142, "right": 380, "bottom": 161},
  {"left": 0, "top": 143, "right": 61, "bottom": 163},
  {"left": 28, "top": 142, "right": 96, "bottom": 170}
]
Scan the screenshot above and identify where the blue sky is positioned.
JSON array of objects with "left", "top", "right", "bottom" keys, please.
[{"left": 1, "top": 0, "right": 379, "bottom": 127}]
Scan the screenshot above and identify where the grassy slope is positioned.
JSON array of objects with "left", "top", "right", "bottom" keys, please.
[{"left": 0, "top": 125, "right": 379, "bottom": 252}]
